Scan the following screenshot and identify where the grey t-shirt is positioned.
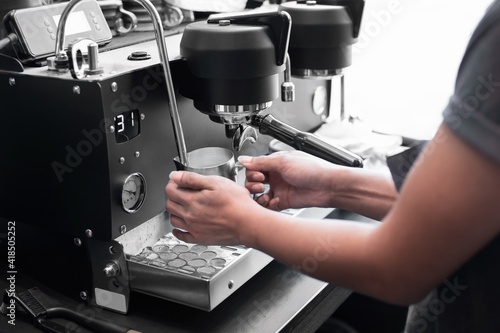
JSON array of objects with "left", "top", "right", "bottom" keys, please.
[
  {"left": 442, "top": 1, "right": 500, "bottom": 164},
  {"left": 401, "top": 1, "right": 500, "bottom": 332}
]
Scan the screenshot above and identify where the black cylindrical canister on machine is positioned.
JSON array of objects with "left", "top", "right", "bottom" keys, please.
[
  {"left": 279, "top": 0, "right": 364, "bottom": 77},
  {"left": 178, "top": 11, "right": 290, "bottom": 119}
]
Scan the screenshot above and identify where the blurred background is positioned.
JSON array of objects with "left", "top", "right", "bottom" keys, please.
[{"left": 345, "top": 0, "right": 493, "bottom": 140}]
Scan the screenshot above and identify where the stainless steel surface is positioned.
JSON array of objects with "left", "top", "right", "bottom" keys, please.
[
  {"left": 281, "top": 53, "right": 295, "bottom": 102},
  {"left": 116, "top": 212, "right": 171, "bottom": 256},
  {"left": 174, "top": 146, "right": 242, "bottom": 181},
  {"left": 133, "top": 0, "right": 188, "bottom": 166},
  {"left": 103, "top": 262, "right": 120, "bottom": 277},
  {"left": 67, "top": 38, "right": 94, "bottom": 79},
  {"left": 127, "top": 207, "right": 334, "bottom": 311},
  {"left": 128, "top": 237, "right": 272, "bottom": 311},
  {"left": 53, "top": 0, "right": 80, "bottom": 70},
  {"left": 232, "top": 124, "right": 258, "bottom": 151},
  {"left": 199, "top": 102, "right": 273, "bottom": 125},
  {"left": 17, "top": 33, "right": 183, "bottom": 79},
  {"left": 85, "top": 42, "right": 104, "bottom": 75},
  {"left": 293, "top": 68, "right": 344, "bottom": 80}
]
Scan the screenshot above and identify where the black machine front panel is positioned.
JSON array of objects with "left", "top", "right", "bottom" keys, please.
[
  {"left": 101, "top": 66, "right": 175, "bottom": 240},
  {"left": 0, "top": 74, "right": 111, "bottom": 237},
  {"left": 0, "top": 65, "right": 177, "bottom": 240}
]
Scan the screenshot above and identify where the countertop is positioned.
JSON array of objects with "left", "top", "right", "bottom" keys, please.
[{"left": 0, "top": 247, "right": 350, "bottom": 333}]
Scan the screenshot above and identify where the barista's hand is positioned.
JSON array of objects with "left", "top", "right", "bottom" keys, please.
[
  {"left": 165, "top": 171, "right": 260, "bottom": 245},
  {"left": 239, "top": 151, "right": 339, "bottom": 211}
]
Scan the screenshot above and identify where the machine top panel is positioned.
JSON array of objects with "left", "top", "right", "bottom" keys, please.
[{"left": 8, "top": 33, "right": 183, "bottom": 81}]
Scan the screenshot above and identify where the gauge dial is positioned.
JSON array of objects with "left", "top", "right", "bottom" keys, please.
[{"left": 122, "top": 173, "right": 146, "bottom": 213}]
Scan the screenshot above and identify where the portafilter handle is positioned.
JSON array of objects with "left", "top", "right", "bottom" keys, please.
[{"left": 251, "top": 114, "right": 363, "bottom": 167}]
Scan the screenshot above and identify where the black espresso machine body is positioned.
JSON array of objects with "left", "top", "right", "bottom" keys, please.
[
  {"left": 0, "top": 32, "right": 332, "bottom": 313},
  {"left": 0, "top": 55, "right": 183, "bottom": 312},
  {"left": 0, "top": 64, "right": 174, "bottom": 241},
  {"left": 0, "top": 0, "right": 335, "bottom": 315}
]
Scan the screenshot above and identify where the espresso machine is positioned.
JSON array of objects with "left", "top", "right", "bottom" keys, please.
[
  {"left": 0, "top": 0, "right": 361, "bottom": 316},
  {"left": 176, "top": 8, "right": 363, "bottom": 167}
]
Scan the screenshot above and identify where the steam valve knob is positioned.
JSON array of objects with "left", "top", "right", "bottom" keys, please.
[
  {"left": 103, "top": 262, "right": 121, "bottom": 277},
  {"left": 84, "top": 42, "right": 104, "bottom": 76}
]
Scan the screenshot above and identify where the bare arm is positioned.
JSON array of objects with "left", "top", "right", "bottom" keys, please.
[
  {"left": 239, "top": 124, "right": 500, "bottom": 304},
  {"left": 241, "top": 151, "right": 398, "bottom": 220},
  {"left": 327, "top": 167, "right": 397, "bottom": 220},
  {"left": 166, "top": 124, "right": 500, "bottom": 305}
]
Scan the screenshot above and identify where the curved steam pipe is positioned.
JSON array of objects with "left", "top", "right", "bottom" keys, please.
[{"left": 53, "top": 0, "right": 189, "bottom": 166}]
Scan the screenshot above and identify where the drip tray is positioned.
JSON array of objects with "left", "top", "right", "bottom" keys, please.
[{"left": 127, "top": 232, "right": 273, "bottom": 311}]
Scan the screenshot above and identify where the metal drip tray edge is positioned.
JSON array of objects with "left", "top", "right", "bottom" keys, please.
[{"left": 127, "top": 248, "right": 273, "bottom": 311}]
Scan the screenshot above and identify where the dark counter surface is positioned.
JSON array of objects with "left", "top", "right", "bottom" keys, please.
[{"left": 0, "top": 259, "right": 350, "bottom": 333}]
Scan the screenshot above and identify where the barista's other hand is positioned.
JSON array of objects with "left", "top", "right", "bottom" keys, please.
[
  {"left": 165, "top": 171, "right": 258, "bottom": 245},
  {"left": 238, "top": 151, "right": 339, "bottom": 211}
]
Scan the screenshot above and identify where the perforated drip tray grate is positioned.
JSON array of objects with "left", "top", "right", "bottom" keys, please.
[
  {"left": 125, "top": 209, "right": 306, "bottom": 310},
  {"left": 126, "top": 232, "right": 273, "bottom": 311},
  {"left": 128, "top": 233, "right": 247, "bottom": 279}
]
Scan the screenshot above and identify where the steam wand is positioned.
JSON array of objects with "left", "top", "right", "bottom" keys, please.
[{"left": 49, "top": 0, "right": 189, "bottom": 166}]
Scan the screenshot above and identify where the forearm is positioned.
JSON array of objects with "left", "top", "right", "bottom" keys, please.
[
  {"left": 240, "top": 209, "right": 406, "bottom": 303},
  {"left": 328, "top": 167, "right": 398, "bottom": 220}
]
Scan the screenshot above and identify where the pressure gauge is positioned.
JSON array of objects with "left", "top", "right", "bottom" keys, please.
[{"left": 122, "top": 173, "right": 146, "bottom": 213}]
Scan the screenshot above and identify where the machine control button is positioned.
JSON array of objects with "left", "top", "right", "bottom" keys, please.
[
  {"left": 104, "top": 262, "right": 121, "bottom": 277},
  {"left": 128, "top": 51, "right": 151, "bottom": 61}
]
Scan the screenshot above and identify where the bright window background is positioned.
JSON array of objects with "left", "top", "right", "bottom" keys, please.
[{"left": 345, "top": 0, "right": 493, "bottom": 140}]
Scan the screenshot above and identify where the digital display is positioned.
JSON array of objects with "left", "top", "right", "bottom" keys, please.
[
  {"left": 114, "top": 110, "right": 140, "bottom": 143},
  {"left": 53, "top": 11, "right": 91, "bottom": 35}
]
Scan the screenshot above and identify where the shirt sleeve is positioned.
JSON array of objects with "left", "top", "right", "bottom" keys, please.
[
  {"left": 386, "top": 141, "right": 427, "bottom": 192},
  {"left": 442, "top": 20, "right": 500, "bottom": 165}
]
